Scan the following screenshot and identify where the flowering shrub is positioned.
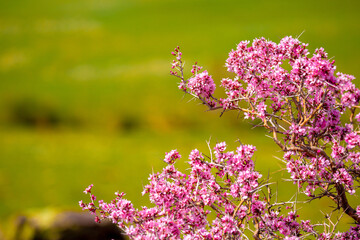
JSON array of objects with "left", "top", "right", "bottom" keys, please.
[{"left": 82, "top": 37, "right": 360, "bottom": 239}]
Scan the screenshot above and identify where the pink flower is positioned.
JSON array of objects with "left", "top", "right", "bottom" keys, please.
[
  {"left": 163, "top": 149, "right": 181, "bottom": 164},
  {"left": 187, "top": 71, "right": 215, "bottom": 98},
  {"left": 333, "top": 168, "right": 355, "bottom": 194},
  {"left": 345, "top": 132, "right": 360, "bottom": 149},
  {"left": 83, "top": 184, "right": 93, "bottom": 194},
  {"left": 214, "top": 142, "right": 226, "bottom": 153},
  {"left": 256, "top": 101, "right": 267, "bottom": 119}
]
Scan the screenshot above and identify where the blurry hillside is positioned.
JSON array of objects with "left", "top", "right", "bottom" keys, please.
[{"left": 0, "top": 0, "right": 360, "bottom": 236}]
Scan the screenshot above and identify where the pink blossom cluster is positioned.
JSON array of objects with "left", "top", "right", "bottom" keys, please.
[
  {"left": 187, "top": 70, "right": 216, "bottom": 99},
  {"left": 164, "top": 149, "right": 181, "bottom": 164},
  {"left": 171, "top": 47, "right": 217, "bottom": 108},
  {"left": 220, "top": 37, "right": 360, "bottom": 201},
  {"left": 82, "top": 143, "right": 320, "bottom": 239}
]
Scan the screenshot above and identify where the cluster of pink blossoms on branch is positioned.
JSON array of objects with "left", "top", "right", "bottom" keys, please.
[{"left": 82, "top": 37, "right": 360, "bottom": 239}]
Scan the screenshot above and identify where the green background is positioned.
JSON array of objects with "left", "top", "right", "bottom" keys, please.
[{"left": 0, "top": 0, "right": 359, "bottom": 236}]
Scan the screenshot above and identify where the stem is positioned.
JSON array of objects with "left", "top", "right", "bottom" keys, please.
[{"left": 335, "top": 184, "right": 360, "bottom": 224}]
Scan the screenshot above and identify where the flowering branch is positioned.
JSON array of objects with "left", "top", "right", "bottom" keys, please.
[{"left": 81, "top": 36, "right": 360, "bottom": 239}]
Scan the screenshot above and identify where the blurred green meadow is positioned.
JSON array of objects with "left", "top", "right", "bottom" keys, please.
[{"left": 1, "top": 0, "right": 360, "bottom": 235}]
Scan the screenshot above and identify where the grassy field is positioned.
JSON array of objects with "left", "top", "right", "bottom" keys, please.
[{"left": 1, "top": 0, "right": 360, "bottom": 236}]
